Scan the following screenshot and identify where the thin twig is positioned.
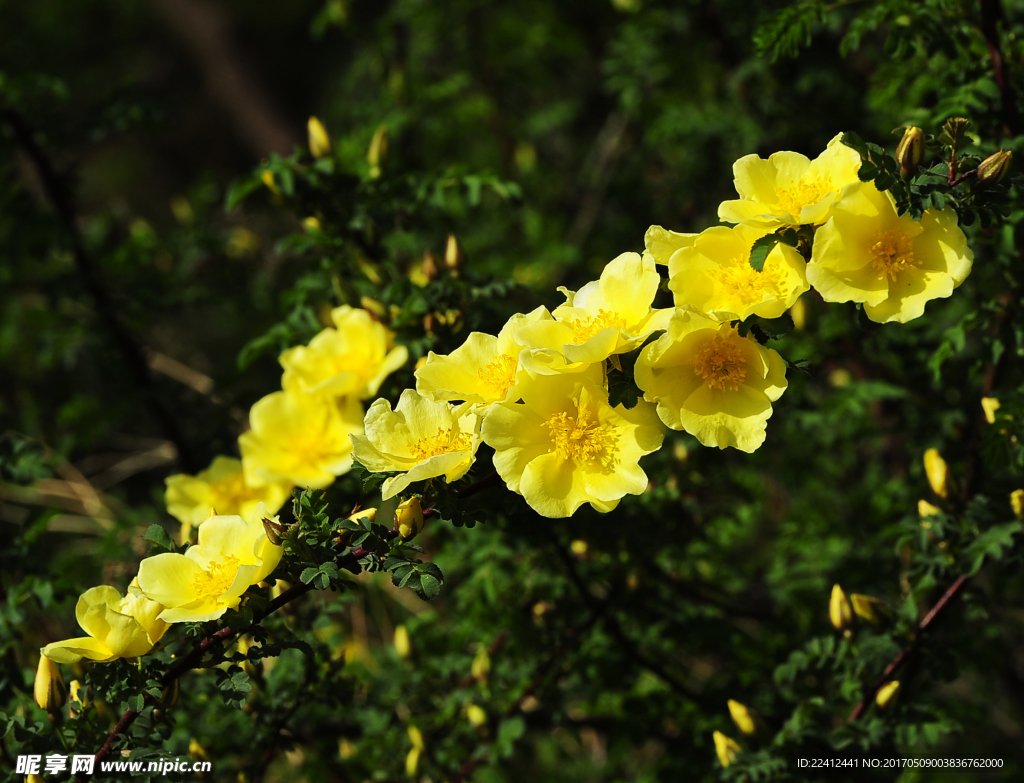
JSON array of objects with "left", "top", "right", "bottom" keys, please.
[
  {"left": 1, "top": 110, "right": 198, "bottom": 472},
  {"left": 847, "top": 575, "right": 969, "bottom": 722},
  {"left": 979, "top": 0, "right": 1021, "bottom": 137}
]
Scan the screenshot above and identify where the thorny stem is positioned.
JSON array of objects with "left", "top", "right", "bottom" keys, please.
[{"left": 91, "top": 470, "right": 502, "bottom": 767}]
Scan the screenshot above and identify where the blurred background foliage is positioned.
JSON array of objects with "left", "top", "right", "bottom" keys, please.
[{"left": 3, "top": 0, "right": 1024, "bottom": 780}]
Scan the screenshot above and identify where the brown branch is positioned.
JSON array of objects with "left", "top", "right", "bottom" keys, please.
[
  {"left": 151, "top": 0, "right": 299, "bottom": 157},
  {"left": 848, "top": 574, "right": 970, "bottom": 722},
  {"left": 979, "top": 0, "right": 1021, "bottom": 137},
  {"left": 2, "top": 110, "right": 199, "bottom": 473}
]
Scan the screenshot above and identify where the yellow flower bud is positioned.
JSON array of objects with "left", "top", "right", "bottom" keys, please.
[
  {"left": 405, "top": 747, "right": 420, "bottom": 776},
  {"left": 981, "top": 397, "right": 1001, "bottom": 424},
  {"left": 850, "top": 594, "right": 885, "bottom": 624},
  {"left": 34, "top": 655, "right": 65, "bottom": 712},
  {"left": 727, "top": 700, "right": 756, "bottom": 736},
  {"left": 161, "top": 677, "right": 180, "bottom": 709},
  {"left": 829, "top": 584, "right": 853, "bottom": 631},
  {"left": 444, "top": 234, "right": 463, "bottom": 276},
  {"left": 713, "top": 730, "right": 741, "bottom": 768},
  {"left": 408, "top": 725, "right": 424, "bottom": 750},
  {"left": 68, "top": 679, "right": 90, "bottom": 719},
  {"left": 1011, "top": 489, "right": 1024, "bottom": 519},
  {"left": 471, "top": 644, "right": 490, "bottom": 684},
  {"left": 876, "top": 680, "right": 900, "bottom": 709},
  {"left": 395, "top": 497, "right": 424, "bottom": 539},
  {"left": 465, "top": 703, "right": 487, "bottom": 727},
  {"left": 422, "top": 250, "right": 440, "bottom": 283},
  {"left": 339, "top": 738, "right": 356, "bottom": 758},
  {"left": 394, "top": 625, "right": 412, "bottom": 659},
  {"left": 303, "top": 216, "right": 322, "bottom": 232},
  {"left": 189, "top": 738, "right": 211, "bottom": 762},
  {"left": 368, "top": 125, "right": 389, "bottom": 179},
  {"left": 359, "top": 296, "right": 387, "bottom": 319},
  {"left": 260, "top": 170, "right": 280, "bottom": 196},
  {"left": 923, "top": 448, "right": 950, "bottom": 499},
  {"left": 977, "top": 149, "right": 1012, "bottom": 186},
  {"left": 918, "top": 499, "right": 940, "bottom": 517},
  {"left": 895, "top": 126, "right": 925, "bottom": 177},
  {"left": 570, "top": 539, "right": 588, "bottom": 556},
  {"left": 307, "top": 116, "right": 332, "bottom": 159},
  {"left": 262, "top": 516, "right": 286, "bottom": 546}
]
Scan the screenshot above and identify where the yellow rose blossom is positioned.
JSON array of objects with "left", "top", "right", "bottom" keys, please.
[
  {"left": 643, "top": 224, "right": 697, "bottom": 267},
  {"left": 668, "top": 223, "right": 809, "bottom": 320},
  {"left": 165, "top": 456, "right": 292, "bottom": 528},
  {"left": 516, "top": 252, "right": 672, "bottom": 374},
  {"left": 41, "top": 583, "right": 169, "bottom": 663},
  {"left": 136, "top": 503, "right": 283, "bottom": 623},
  {"left": 634, "top": 308, "right": 787, "bottom": 453},
  {"left": 480, "top": 368, "right": 664, "bottom": 518},
  {"left": 718, "top": 133, "right": 862, "bottom": 227},
  {"left": 806, "top": 182, "right": 973, "bottom": 323},
  {"left": 279, "top": 305, "right": 408, "bottom": 399},
  {"left": 351, "top": 390, "right": 480, "bottom": 500},
  {"left": 415, "top": 307, "right": 551, "bottom": 407},
  {"left": 239, "top": 390, "right": 363, "bottom": 489}
]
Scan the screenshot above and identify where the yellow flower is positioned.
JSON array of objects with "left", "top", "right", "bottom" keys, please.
[
  {"left": 352, "top": 390, "right": 479, "bottom": 499},
  {"left": 516, "top": 252, "right": 672, "bottom": 373},
  {"left": 806, "top": 182, "right": 973, "bottom": 323},
  {"left": 718, "top": 133, "right": 861, "bottom": 227},
  {"left": 41, "top": 583, "right": 169, "bottom": 663},
  {"left": 239, "top": 390, "right": 363, "bottom": 489},
  {"left": 307, "top": 116, "right": 332, "bottom": 158},
  {"left": 415, "top": 307, "right": 551, "bottom": 407},
  {"left": 480, "top": 368, "right": 664, "bottom": 518},
  {"left": 1011, "top": 489, "right": 1024, "bottom": 518},
  {"left": 668, "top": 223, "right": 809, "bottom": 320},
  {"left": 279, "top": 306, "right": 408, "bottom": 399},
  {"left": 981, "top": 397, "right": 1001, "bottom": 424},
  {"left": 876, "top": 680, "right": 900, "bottom": 709},
  {"left": 137, "top": 503, "right": 283, "bottom": 623},
  {"left": 727, "top": 700, "right": 757, "bottom": 736},
  {"left": 713, "top": 731, "right": 741, "bottom": 767},
  {"left": 643, "top": 224, "right": 697, "bottom": 267},
  {"left": 634, "top": 308, "right": 787, "bottom": 452},
  {"left": 165, "top": 456, "right": 292, "bottom": 529}
]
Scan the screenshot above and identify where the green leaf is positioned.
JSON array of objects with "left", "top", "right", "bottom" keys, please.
[
  {"left": 299, "top": 567, "right": 319, "bottom": 585},
  {"left": 143, "top": 524, "right": 174, "bottom": 552},
  {"left": 749, "top": 234, "right": 780, "bottom": 272},
  {"left": 419, "top": 573, "right": 441, "bottom": 600}
]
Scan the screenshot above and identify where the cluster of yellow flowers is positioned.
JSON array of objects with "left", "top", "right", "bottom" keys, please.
[
  {"left": 166, "top": 305, "right": 407, "bottom": 538},
  {"left": 354, "top": 134, "right": 973, "bottom": 519}
]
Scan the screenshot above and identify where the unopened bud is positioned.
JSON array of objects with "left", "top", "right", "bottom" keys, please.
[
  {"left": 895, "top": 126, "right": 925, "bottom": 177},
  {"left": 189, "top": 739, "right": 210, "bottom": 762},
  {"left": 851, "top": 594, "right": 886, "bottom": 624},
  {"left": 875, "top": 680, "right": 900, "bottom": 709},
  {"left": 260, "top": 170, "right": 280, "bottom": 196},
  {"left": 981, "top": 397, "right": 1001, "bottom": 424},
  {"left": 712, "top": 731, "right": 741, "bottom": 768},
  {"left": 303, "top": 216, "right": 322, "bottom": 232},
  {"left": 923, "top": 448, "right": 951, "bottom": 499},
  {"left": 829, "top": 584, "right": 853, "bottom": 631},
  {"left": 348, "top": 507, "right": 377, "bottom": 526},
  {"left": 262, "top": 517, "right": 286, "bottom": 546},
  {"left": 918, "top": 499, "right": 940, "bottom": 517},
  {"left": 68, "top": 680, "right": 89, "bottom": 719},
  {"left": 307, "top": 116, "right": 332, "bottom": 159},
  {"left": 360, "top": 296, "right": 386, "bottom": 319},
  {"left": 405, "top": 747, "right": 420, "bottom": 776},
  {"left": 394, "top": 625, "right": 411, "bottom": 659},
  {"left": 367, "top": 125, "right": 389, "bottom": 179},
  {"left": 408, "top": 725, "right": 424, "bottom": 751},
  {"left": 444, "top": 234, "right": 463, "bottom": 276},
  {"left": 34, "top": 655, "right": 65, "bottom": 712},
  {"left": 1011, "top": 489, "right": 1024, "bottom": 518},
  {"left": 726, "top": 700, "right": 756, "bottom": 736},
  {"left": 422, "top": 250, "right": 440, "bottom": 282},
  {"left": 465, "top": 703, "right": 487, "bottom": 727},
  {"left": 977, "top": 150, "right": 1012, "bottom": 186},
  {"left": 395, "top": 497, "right": 424, "bottom": 539},
  {"left": 471, "top": 644, "right": 490, "bottom": 684}
]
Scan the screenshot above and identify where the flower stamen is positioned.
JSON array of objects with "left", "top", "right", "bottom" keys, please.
[
  {"left": 693, "top": 336, "right": 748, "bottom": 391},
  {"left": 869, "top": 230, "right": 917, "bottom": 280}
]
